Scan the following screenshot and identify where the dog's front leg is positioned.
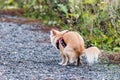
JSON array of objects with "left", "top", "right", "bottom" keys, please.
[
  {"left": 62, "top": 55, "right": 69, "bottom": 66},
  {"left": 59, "top": 52, "right": 65, "bottom": 65}
]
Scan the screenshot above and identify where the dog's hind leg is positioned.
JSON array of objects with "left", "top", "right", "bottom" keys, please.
[
  {"left": 75, "top": 57, "right": 80, "bottom": 66},
  {"left": 75, "top": 57, "right": 82, "bottom": 66}
]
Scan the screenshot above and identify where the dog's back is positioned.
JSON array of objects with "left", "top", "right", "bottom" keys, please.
[{"left": 63, "top": 31, "right": 85, "bottom": 55}]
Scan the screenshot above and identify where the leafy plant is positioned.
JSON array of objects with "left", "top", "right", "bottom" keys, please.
[{"left": 0, "top": 0, "right": 120, "bottom": 52}]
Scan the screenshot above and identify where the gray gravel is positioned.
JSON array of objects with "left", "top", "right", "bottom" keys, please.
[{"left": 0, "top": 20, "right": 120, "bottom": 80}]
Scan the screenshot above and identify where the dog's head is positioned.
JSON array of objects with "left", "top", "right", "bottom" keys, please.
[
  {"left": 50, "top": 29, "right": 68, "bottom": 48},
  {"left": 50, "top": 29, "right": 60, "bottom": 47}
]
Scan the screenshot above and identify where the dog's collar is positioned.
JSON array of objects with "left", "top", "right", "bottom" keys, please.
[{"left": 56, "top": 31, "right": 69, "bottom": 49}]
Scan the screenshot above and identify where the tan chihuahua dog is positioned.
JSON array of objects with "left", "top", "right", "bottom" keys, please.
[
  {"left": 50, "top": 29, "right": 85, "bottom": 66},
  {"left": 83, "top": 47, "right": 101, "bottom": 65}
]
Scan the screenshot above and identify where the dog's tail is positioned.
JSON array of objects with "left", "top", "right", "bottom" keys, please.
[{"left": 83, "top": 47, "right": 101, "bottom": 65}]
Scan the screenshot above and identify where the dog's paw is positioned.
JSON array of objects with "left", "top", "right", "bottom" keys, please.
[
  {"left": 58, "top": 62, "right": 63, "bottom": 65},
  {"left": 58, "top": 62, "right": 67, "bottom": 66},
  {"left": 61, "top": 63, "right": 68, "bottom": 66}
]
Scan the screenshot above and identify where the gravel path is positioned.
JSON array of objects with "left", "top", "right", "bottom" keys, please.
[{"left": 0, "top": 17, "right": 120, "bottom": 80}]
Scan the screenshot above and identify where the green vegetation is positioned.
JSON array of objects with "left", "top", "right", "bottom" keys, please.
[{"left": 0, "top": 0, "right": 120, "bottom": 52}]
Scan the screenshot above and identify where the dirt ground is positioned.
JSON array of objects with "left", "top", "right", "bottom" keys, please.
[{"left": 0, "top": 14, "right": 120, "bottom": 80}]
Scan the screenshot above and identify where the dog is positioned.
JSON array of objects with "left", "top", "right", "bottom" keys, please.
[
  {"left": 83, "top": 46, "right": 101, "bottom": 65},
  {"left": 50, "top": 29, "right": 85, "bottom": 66}
]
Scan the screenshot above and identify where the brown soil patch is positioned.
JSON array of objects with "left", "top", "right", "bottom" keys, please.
[
  {"left": 0, "top": 9, "right": 60, "bottom": 33},
  {"left": 0, "top": 9, "right": 24, "bottom": 16},
  {"left": 0, "top": 16, "right": 60, "bottom": 33},
  {"left": 29, "top": 24, "right": 60, "bottom": 33},
  {"left": 100, "top": 52, "right": 120, "bottom": 64},
  {"left": 0, "top": 17, "right": 41, "bottom": 24}
]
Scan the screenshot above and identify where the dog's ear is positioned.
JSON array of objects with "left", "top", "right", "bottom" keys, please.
[{"left": 50, "top": 29, "right": 58, "bottom": 35}]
